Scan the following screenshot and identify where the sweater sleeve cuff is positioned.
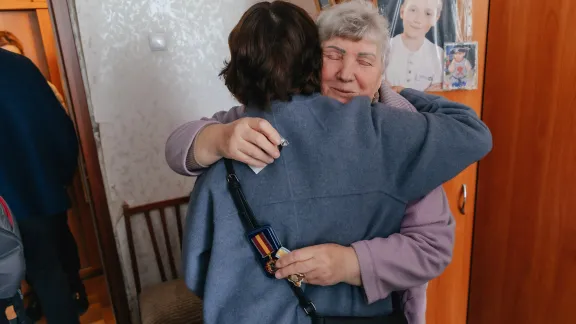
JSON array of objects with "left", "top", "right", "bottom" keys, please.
[
  {"left": 185, "top": 127, "right": 211, "bottom": 171},
  {"left": 351, "top": 240, "right": 381, "bottom": 304},
  {"left": 181, "top": 122, "right": 218, "bottom": 175}
]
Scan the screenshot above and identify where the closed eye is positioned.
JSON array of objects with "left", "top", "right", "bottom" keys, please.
[
  {"left": 359, "top": 60, "right": 373, "bottom": 66},
  {"left": 324, "top": 52, "right": 342, "bottom": 60}
]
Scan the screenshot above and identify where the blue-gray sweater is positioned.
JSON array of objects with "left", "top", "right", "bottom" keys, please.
[{"left": 183, "top": 91, "right": 491, "bottom": 324}]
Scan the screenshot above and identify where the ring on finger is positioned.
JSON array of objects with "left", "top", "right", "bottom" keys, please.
[{"left": 288, "top": 273, "right": 306, "bottom": 287}]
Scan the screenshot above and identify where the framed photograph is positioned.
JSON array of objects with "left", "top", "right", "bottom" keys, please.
[
  {"left": 329, "top": 0, "right": 378, "bottom": 6},
  {"left": 443, "top": 41, "right": 478, "bottom": 90},
  {"left": 379, "top": 0, "right": 460, "bottom": 91},
  {"left": 316, "top": 0, "right": 332, "bottom": 10}
]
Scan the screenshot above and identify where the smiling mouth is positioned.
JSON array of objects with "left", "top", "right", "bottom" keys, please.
[{"left": 332, "top": 87, "right": 356, "bottom": 95}]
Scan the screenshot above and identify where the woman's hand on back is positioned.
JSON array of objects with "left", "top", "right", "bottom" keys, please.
[
  {"left": 195, "top": 117, "right": 282, "bottom": 167},
  {"left": 274, "top": 243, "right": 362, "bottom": 287},
  {"left": 425, "top": 83, "right": 442, "bottom": 92}
]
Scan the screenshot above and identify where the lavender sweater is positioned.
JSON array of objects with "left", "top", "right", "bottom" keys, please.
[{"left": 166, "top": 88, "right": 458, "bottom": 323}]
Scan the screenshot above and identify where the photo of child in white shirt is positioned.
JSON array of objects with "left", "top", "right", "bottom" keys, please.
[{"left": 383, "top": 0, "right": 445, "bottom": 91}]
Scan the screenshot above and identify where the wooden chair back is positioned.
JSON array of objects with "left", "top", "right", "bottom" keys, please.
[{"left": 123, "top": 196, "right": 189, "bottom": 294}]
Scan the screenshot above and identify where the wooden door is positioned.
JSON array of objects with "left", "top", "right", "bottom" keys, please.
[
  {"left": 0, "top": 0, "right": 103, "bottom": 278},
  {"left": 468, "top": 0, "right": 576, "bottom": 323}
]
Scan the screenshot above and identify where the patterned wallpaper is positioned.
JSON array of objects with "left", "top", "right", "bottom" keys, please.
[
  {"left": 71, "top": 0, "right": 260, "bottom": 320},
  {"left": 74, "top": 0, "right": 259, "bottom": 213}
]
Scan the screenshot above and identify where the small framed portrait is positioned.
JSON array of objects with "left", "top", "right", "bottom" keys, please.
[
  {"left": 316, "top": 0, "right": 332, "bottom": 10},
  {"left": 443, "top": 41, "right": 478, "bottom": 90},
  {"left": 327, "top": 0, "right": 378, "bottom": 6},
  {"left": 315, "top": 1, "right": 380, "bottom": 16}
]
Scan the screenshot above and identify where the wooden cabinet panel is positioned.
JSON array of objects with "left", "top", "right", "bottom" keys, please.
[
  {"left": 468, "top": 0, "right": 576, "bottom": 323},
  {"left": 36, "top": 8, "right": 65, "bottom": 101},
  {"left": 426, "top": 167, "right": 478, "bottom": 324},
  {"left": 0, "top": 0, "right": 47, "bottom": 10},
  {"left": 425, "top": 0, "right": 490, "bottom": 322}
]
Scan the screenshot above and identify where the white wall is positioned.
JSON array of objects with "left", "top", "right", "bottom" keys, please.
[{"left": 70, "top": 0, "right": 260, "bottom": 320}]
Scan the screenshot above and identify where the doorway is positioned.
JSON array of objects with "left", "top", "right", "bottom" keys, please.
[{"left": 1, "top": 0, "right": 129, "bottom": 323}]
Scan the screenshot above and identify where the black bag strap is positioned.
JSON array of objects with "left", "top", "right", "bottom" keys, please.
[
  {"left": 225, "top": 159, "right": 318, "bottom": 317},
  {"left": 224, "top": 160, "right": 259, "bottom": 230},
  {"left": 224, "top": 158, "right": 403, "bottom": 318},
  {"left": 391, "top": 290, "right": 402, "bottom": 314}
]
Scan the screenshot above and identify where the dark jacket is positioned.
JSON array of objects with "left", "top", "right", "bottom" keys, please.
[{"left": 0, "top": 49, "right": 78, "bottom": 219}]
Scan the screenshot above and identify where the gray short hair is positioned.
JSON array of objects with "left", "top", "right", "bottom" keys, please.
[{"left": 317, "top": 0, "right": 391, "bottom": 70}]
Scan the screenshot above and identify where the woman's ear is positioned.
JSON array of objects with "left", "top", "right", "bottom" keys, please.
[{"left": 372, "top": 92, "right": 379, "bottom": 103}]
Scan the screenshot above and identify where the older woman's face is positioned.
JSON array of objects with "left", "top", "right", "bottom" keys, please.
[{"left": 321, "top": 37, "right": 383, "bottom": 104}]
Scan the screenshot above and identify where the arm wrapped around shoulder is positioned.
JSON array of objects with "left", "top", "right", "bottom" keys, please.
[{"left": 370, "top": 89, "right": 492, "bottom": 201}]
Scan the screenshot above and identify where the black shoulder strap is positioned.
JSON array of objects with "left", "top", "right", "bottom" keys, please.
[
  {"left": 224, "top": 159, "right": 259, "bottom": 230},
  {"left": 223, "top": 158, "right": 402, "bottom": 318},
  {"left": 392, "top": 290, "right": 403, "bottom": 314},
  {"left": 224, "top": 159, "right": 318, "bottom": 316}
]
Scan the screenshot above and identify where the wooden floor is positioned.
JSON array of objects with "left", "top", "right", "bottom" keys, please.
[{"left": 38, "top": 275, "right": 115, "bottom": 324}]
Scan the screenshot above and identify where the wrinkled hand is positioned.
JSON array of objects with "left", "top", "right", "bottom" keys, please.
[
  {"left": 274, "top": 244, "right": 362, "bottom": 287},
  {"left": 425, "top": 83, "right": 443, "bottom": 92},
  {"left": 218, "top": 117, "right": 282, "bottom": 167}
]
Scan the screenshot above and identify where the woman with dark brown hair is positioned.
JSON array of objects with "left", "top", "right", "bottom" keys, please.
[
  {"left": 219, "top": 1, "right": 322, "bottom": 108},
  {"left": 182, "top": 1, "right": 491, "bottom": 324}
]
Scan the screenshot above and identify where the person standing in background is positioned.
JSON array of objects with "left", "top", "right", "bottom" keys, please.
[
  {"left": 0, "top": 30, "right": 88, "bottom": 321},
  {"left": 0, "top": 31, "right": 66, "bottom": 108},
  {"left": 0, "top": 45, "right": 86, "bottom": 323}
]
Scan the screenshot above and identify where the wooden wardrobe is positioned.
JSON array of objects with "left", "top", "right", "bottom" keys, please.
[
  {"left": 468, "top": 0, "right": 576, "bottom": 323},
  {"left": 423, "top": 0, "right": 489, "bottom": 322}
]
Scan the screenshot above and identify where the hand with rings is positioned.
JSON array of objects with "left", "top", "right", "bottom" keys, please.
[
  {"left": 274, "top": 243, "right": 362, "bottom": 287},
  {"left": 287, "top": 273, "right": 306, "bottom": 287}
]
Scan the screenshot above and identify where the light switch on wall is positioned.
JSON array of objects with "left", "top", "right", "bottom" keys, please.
[{"left": 149, "top": 33, "right": 167, "bottom": 51}]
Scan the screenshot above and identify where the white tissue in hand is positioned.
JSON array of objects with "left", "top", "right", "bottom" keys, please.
[
  {"left": 249, "top": 165, "right": 265, "bottom": 174},
  {"left": 249, "top": 136, "right": 288, "bottom": 175}
]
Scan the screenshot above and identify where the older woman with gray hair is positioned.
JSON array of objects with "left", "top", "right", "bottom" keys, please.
[{"left": 168, "top": 1, "right": 468, "bottom": 323}]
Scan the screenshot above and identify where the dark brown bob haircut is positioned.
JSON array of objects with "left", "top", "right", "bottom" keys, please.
[{"left": 220, "top": 1, "right": 322, "bottom": 109}]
